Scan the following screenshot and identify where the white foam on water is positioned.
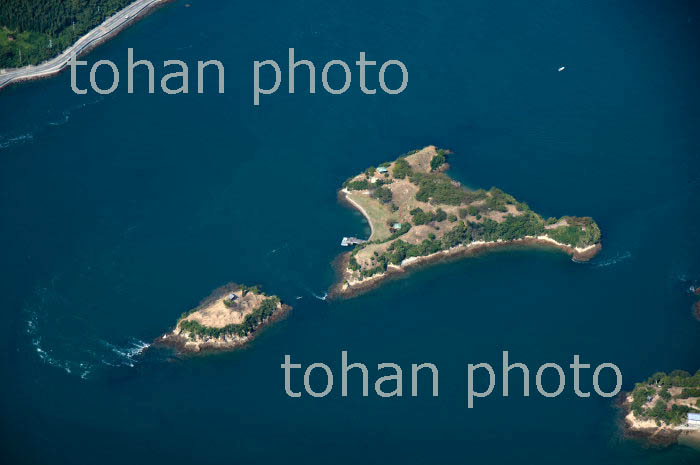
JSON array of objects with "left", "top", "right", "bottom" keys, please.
[
  {"left": 47, "top": 97, "right": 104, "bottom": 127},
  {"left": 3, "top": 96, "right": 105, "bottom": 148},
  {"left": 30, "top": 332, "right": 78, "bottom": 376},
  {"left": 593, "top": 251, "right": 631, "bottom": 268},
  {"left": 23, "top": 285, "right": 151, "bottom": 380},
  {"left": 47, "top": 113, "right": 70, "bottom": 127},
  {"left": 0, "top": 132, "right": 34, "bottom": 149},
  {"left": 100, "top": 339, "right": 151, "bottom": 367}
]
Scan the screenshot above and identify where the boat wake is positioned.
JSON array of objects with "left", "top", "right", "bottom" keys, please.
[
  {"left": 47, "top": 97, "right": 104, "bottom": 127},
  {"left": 1, "top": 96, "right": 104, "bottom": 150},
  {"left": 27, "top": 308, "right": 93, "bottom": 379},
  {"left": 99, "top": 339, "right": 152, "bottom": 368},
  {"left": 0, "top": 132, "right": 34, "bottom": 150},
  {"left": 266, "top": 242, "right": 289, "bottom": 256},
  {"left": 47, "top": 114, "right": 70, "bottom": 127},
  {"left": 593, "top": 251, "right": 631, "bottom": 268},
  {"left": 23, "top": 284, "right": 151, "bottom": 380}
]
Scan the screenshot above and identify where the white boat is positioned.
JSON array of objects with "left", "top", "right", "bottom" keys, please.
[{"left": 558, "top": 66, "right": 566, "bottom": 72}]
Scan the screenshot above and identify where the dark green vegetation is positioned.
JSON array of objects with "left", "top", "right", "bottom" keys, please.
[
  {"left": 629, "top": 370, "right": 700, "bottom": 426},
  {"left": 430, "top": 149, "right": 447, "bottom": 171},
  {"left": 239, "top": 284, "right": 261, "bottom": 296},
  {"left": 356, "top": 214, "right": 552, "bottom": 278},
  {"left": 410, "top": 207, "right": 447, "bottom": 225},
  {"left": 344, "top": 170, "right": 396, "bottom": 205},
  {"left": 392, "top": 158, "right": 412, "bottom": 179},
  {"left": 0, "top": 0, "right": 132, "bottom": 68},
  {"left": 474, "top": 214, "right": 544, "bottom": 241},
  {"left": 411, "top": 172, "right": 471, "bottom": 205},
  {"left": 405, "top": 168, "right": 599, "bottom": 247},
  {"left": 346, "top": 149, "right": 602, "bottom": 281},
  {"left": 371, "top": 186, "right": 393, "bottom": 203},
  {"left": 345, "top": 179, "right": 370, "bottom": 191},
  {"left": 179, "top": 297, "right": 281, "bottom": 339},
  {"left": 546, "top": 217, "right": 601, "bottom": 248},
  {"left": 383, "top": 222, "right": 412, "bottom": 242}
]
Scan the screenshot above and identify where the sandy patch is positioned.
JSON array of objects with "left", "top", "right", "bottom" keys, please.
[
  {"left": 406, "top": 146, "right": 438, "bottom": 171},
  {"left": 181, "top": 291, "right": 266, "bottom": 328}
]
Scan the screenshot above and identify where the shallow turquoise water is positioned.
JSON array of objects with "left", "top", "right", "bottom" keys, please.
[{"left": 1, "top": 0, "right": 699, "bottom": 463}]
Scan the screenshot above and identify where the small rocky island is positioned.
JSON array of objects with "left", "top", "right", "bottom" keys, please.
[
  {"left": 623, "top": 370, "right": 700, "bottom": 446},
  {"left": 332, "top": 146, "right": 602, "bottom": 297},
  {"left": 158, "top": 284, "right": 290, "bottom": 353}
]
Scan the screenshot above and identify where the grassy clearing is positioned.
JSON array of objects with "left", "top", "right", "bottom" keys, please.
[{"left": 346, "top": 191, "right": 393, "bottom": 241}]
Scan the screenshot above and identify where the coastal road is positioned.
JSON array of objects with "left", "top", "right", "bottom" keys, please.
[{"left": 0, "top": 0, "right": 165, "bottom": 91}]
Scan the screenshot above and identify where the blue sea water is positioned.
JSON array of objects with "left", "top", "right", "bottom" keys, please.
[{"left": 1, "top": 0, "right": 699, "bottom": 463}]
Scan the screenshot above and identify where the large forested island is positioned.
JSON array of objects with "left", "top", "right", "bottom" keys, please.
[
  {"left": 1, "top": 0, "right": 133, "bottom": 68},
  {"left": 332, "top": 146, "right": 602, "bottom": 297},
  {"left": 158, "top": 284, "right": 291, "bottom": 353},
  {"left": 623, "top": 370, "right": 700, "bottom": 445}
]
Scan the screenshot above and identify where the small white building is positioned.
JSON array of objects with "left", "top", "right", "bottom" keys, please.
[
  {"left": 377, "top": 166, "right": 389, "bottom": 174},
  {"left": 689, "top": 413, "right": 700, "bottom": 427}
]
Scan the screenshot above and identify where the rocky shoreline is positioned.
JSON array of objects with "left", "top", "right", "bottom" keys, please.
[
  {"left": 619, "top": 394, "right": 686, "bottom": 447},
  {"left": 154, "top": 284, "right": 291, "bottom": 354},
  {"left": 156, "top": 304, "right": 291, "bottom": 354},
  {"left": 332, "top": 146, "right": 603, "bottom": 300},
  {"left": 330, "top": 236, "right": 602, "bottom": 299}
]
